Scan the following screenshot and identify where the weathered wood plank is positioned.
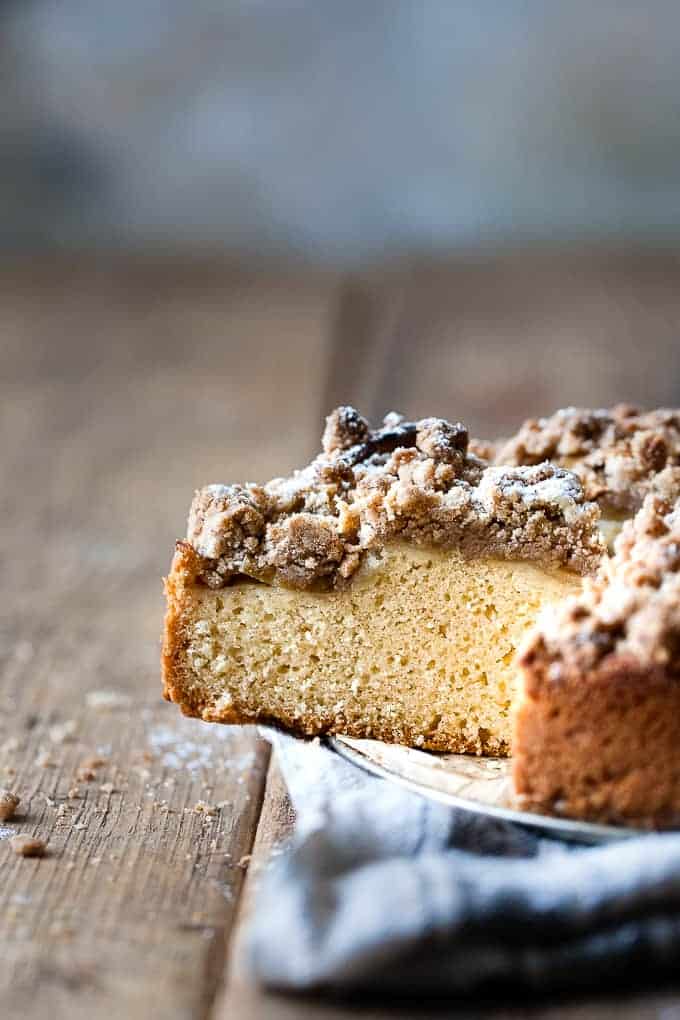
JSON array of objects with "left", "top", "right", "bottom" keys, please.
[
  {"left": 215, "top": 759, "right": 299, "bottom": 1020},
  {"left": 0, "top": 710, "right": 270, "bottom": 1019},
  {"left": 0, "top": 258, "right": 335, "bottom": 1019}
]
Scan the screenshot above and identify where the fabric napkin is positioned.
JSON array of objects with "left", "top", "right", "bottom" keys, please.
[{"left": 246, "top": 731, "right": 680, "bottom": 997}]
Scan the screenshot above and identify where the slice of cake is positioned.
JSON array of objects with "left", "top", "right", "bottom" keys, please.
[
  {"left": 163, "top": 408, "right": 604, "bottom": 755},
  {"left": 513, "top": 470, "right": 680, "bottom": 827}
]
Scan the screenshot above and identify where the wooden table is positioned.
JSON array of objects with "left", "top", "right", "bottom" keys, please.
[{"left": 3, "top": 253, "right": 680, "bottom": 1019}]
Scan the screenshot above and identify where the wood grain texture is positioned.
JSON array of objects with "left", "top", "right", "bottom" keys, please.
[
  {"left": 0, "top": 257, "right": 334, "bottom": 1019},
  {"left": 216, "top": 759, "right": 295, "bottom": 1020},
  {"left": 0, "top": 707, "right": 270, "bottom": 1019}
]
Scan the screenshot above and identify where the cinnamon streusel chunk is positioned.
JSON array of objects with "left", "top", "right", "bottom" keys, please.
[{"left": 163, "top": 407, "right": 603, "bottom": 755}]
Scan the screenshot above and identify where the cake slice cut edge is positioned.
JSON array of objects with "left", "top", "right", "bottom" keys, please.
[
  {"left": 163, "top": 538, "right": 581, "bottom": 755},
  {"left": 163, "top": 406, "right": 609, "bottom": 757}
]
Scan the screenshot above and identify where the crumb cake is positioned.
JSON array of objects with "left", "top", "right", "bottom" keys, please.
[
  {"left": 163, "top": 408, "right": 603, "bottom": 755},
  {"left": 162, "top": 403, "right": 680, "bottom": 824},
  {"left": 513, "top": 471, "right": 680, "bottom": 827}
]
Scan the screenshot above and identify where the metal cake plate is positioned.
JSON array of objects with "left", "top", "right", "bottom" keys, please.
[{"left": 327, "top": 735, "right": 648, "bottom": 845}]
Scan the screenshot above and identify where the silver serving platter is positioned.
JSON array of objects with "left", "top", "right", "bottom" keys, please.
[{"left": 328, "top": 735, "right": 647, "bottom": 845}]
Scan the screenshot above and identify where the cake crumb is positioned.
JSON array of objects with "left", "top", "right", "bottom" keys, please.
[
  {"left": 0, "top": 790, "right": 20, "bottom": 821},
  {"left": 193, "top": 800, "right": 218, "bottom": 816},
  {"left": 35, "top": 749, "right": 55, "bottom": 768},
  {"left": 75, "top": 756, "right": 107, "bottom": 782},
  {"left": 10, "top": 834, "right": 47, "bottom": 857}
]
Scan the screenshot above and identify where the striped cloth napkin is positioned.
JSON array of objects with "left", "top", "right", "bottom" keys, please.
[{"left": 246, "top": 731, "right": 680, "bottom": 998}]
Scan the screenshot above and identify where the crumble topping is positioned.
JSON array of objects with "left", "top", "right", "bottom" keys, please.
[
  {"left": 187, "top": 406, "right": 604, "bottom": 591},
  {"left": 476, "top": 465, "right": 587, "bottom": 525},
  {"left": 522, "top": 468, "right": 680, "bottom": 678},
  {"left": 10, "top": 834, "right": 47, "bottom": 858},
  {"left": 322, "top": 406, "right": 370, "bottom": 453},
  {"left": 496, "top": 405, "right": 680, "bottom": 512},
  {"left": 0, "top": 789, "right": 20, "bottom": 821}
]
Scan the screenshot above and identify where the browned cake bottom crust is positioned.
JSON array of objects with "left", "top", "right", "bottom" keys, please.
[{"left": 513, "top": 655, "right": 680, "bottom": 828}]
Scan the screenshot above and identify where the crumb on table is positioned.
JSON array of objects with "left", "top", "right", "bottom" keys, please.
[
  {"left": 10, "top": 835, "right": 47, "bottom": 858},
  {"left": 0, "top": 789, "right": 20, "bottom": 821}
]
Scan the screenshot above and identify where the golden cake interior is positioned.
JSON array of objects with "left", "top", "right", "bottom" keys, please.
[{"left": 171, "top": 541, "right": 581, "bottom": 755}]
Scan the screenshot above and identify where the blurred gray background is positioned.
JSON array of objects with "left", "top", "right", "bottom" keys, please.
[
  {"left": 3, "top": 0, "right": 680, "bottom": 262},
  {"left": 2, "top": 0, "right": 680, "bottom": 457}
]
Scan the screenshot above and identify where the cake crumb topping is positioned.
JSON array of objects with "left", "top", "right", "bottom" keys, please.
[
  {"left": 522, "top": 467, "right": 680, "bottom": 677},
  {"left": 187, "top": 407, "right": 605, "bottom": 590},
  {"left": 10, "top": 834, "right": 47, "bottom": 858},
  {"left": 497, "top": 404, "right": 680, "bottom": 512},
  {"left": 322, "top": 406, "right": 370, "bottom": 454},
  {"left": 0, "top": 789, "right": 20, "bottom": 822}
]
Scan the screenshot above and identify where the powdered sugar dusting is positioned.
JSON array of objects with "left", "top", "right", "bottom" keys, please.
[
  {"left": 477, "top": 463, "right": 586, "bottom": 523},
  {"left": 147, "top": 716, "right": 257, "bottom": 773},
  {"left": 184, "top": 406, "right": 605, "bottom": 590},
  {"left": 148, "top": 724, "right": 215, "bottom": 770}
]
